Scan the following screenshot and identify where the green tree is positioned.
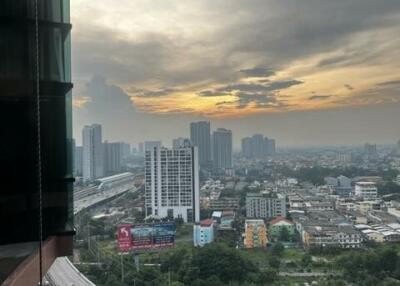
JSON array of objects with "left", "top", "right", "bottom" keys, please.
[
  {"left": 301, "top": 253, "right": 312, "bottom": 268},
  {"left": 278, "top": 227, "right": 290, "bottom": 242},
  {"left": 191, "top": 243, "right": 259, "bottom": 283},
  {"left": 270, "top": 242, "right": 284, "bottom": 256},
  {"left": 268, "top": 256, "right": 281, "bottom": 270}
]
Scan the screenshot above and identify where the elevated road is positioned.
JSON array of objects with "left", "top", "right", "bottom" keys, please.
[{"left": 46, "top": 174, "right": 142, "bottom": 286}]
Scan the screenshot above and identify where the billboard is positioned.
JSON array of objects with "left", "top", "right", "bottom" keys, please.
[
  {"left": 117, "top": 222, "right": 176, "bottom": 252},
  {"left": 117, "top": 224, "right": 132, "bottom": 252}
]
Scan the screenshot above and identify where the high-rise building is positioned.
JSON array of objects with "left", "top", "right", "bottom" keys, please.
[
  {"left": 396, "top": 139, "right": 400, "bottom": 156},
  {"left": 173, "top": 137, "right": 190, "bottom": 148},
  {"left": 145, "top": 146, "right": 200, "bottom": 222},
  {"left": 246, "top": 193, "right": 286, "bottom": 218},
  {"left": 252, "top": 134, "right": 265, "bottom": 158},
  {"left": 145, "top": 140, "right": 162, "bottom": 151},
  {"left": 75, "top": 146, "right": 83, "bottom": 176},
  {"left": 190, "top": 121, "right": 211, "bottom": 167},
  {"left": 266, "top": 138, "right": 276, "bottom": 155},
  {"left": 82, "top": 124, "right": 104, "bottom": 181},
  {"left": 121, "top": 142, "right": 131, "bottom": 160},
  {"left": 104, "top": 141, "right": 122, "bottom": 175},
  {"left": 138, "top": 142, "right": 144, "bottom": 155},
  {"left": 364, "top": 143, "right": 377, "bottom": 159},
  {"left": 0, "top": 1, "right": 74, "bottom": 283},
  {"left": 241, "top": 137, "right": 253, "bottom": 158},
  {"left": 241, "top": 135, "right": 276, "bottom": 159},
  {"left": 212, "top": 128, "right": 232, "bottom": 169}
]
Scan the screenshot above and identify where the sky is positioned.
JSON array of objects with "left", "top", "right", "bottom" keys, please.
[{"left": 71, "top": 0, "right": 400, "bottom": 148}]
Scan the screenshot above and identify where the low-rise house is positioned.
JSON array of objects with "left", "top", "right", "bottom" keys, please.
[
  {"left": 361, "top": 229, "right": 385, "bottom": 242},
  {"left": 302, "top": 225, "right": 363, "bottom": 249},
  {"left": 269, "top": 216, "right": 296, "bottom": 241},
  {"left": 193, "top": 219, "right": 214, "bottom": 247},
  {"left": 382, "top": 231, "right": 400, "bottom": 242},
  {"left": 305, "top": 201, "right": 334, "bottom": 211}
]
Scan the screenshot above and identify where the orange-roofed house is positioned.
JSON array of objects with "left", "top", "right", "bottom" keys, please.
[{"left": 269, "top": 216, "right": 296, "bottom": 241}]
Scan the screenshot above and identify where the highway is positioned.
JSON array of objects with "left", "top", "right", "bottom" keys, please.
[{"left": 45, "top": 175, "right": 142, "bottom": 286}]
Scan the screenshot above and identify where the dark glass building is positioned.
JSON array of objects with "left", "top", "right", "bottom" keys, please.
[{"left": 0, "top": 0, "right": 74, "bottom": 283}]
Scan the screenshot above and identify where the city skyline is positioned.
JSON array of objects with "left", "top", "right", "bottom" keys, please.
[{"left": 71, "top": 1, "right": 400, "bottom": 146}]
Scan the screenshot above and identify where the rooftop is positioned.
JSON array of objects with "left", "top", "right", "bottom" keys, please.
[{"left": 270, "top": 216, "right": 294, "bottom": 225}]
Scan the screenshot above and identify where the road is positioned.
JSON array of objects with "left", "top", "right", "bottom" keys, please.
[{"left": 279, "top": 272, "right": 340, "bottom": 277}]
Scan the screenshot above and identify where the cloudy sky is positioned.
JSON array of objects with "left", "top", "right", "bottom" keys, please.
[{"left": 71, "top": 0, "right": 400, "bottom": 148}]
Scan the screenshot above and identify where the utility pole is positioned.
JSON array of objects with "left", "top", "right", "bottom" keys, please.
[
  {"left": 121, "top": 253, "right": 124, "bottom": 283},
  {"left": 134, "top": 253, "right": 140, "bottom": 272},
  {"left": 87, "top": 223, "right": 91, "bottom": 252}
]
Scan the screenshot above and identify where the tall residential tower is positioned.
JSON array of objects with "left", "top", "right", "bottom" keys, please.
[
  {"left": 190, "top": 121, "right": 211, "bottom": 167},
  {"left": 82, "top": 124, "right": 103, "bottom": 181},
  {"left": 213, "top": 128, "right": 232, "bottom": 169},
  {"left": 145, "top": 146, "right": 200, "bottom": 222}
]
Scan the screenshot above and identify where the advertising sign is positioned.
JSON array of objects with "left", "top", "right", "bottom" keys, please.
[
  {"left": 117, "top": 222, "right": 176, "bottom": 252},
  {"left": 117, "top": 224, "right": 132, "bottom": 252},
  {"left": 131, "top": 222, "right": 176, "bottom": 250}
]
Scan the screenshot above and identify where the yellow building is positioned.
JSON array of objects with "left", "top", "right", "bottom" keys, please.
[{"left": 244, "top": 219, "right": 268, "bottom": 248}]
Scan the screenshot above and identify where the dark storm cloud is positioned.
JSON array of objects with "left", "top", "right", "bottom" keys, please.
[
  {"left": 217, "top": 80, "right": 303, "bottom": 93},
  {"left": 85, "top": 75, "right": 134, "bottom": 113},
  {"left": 308, "top": 95, "right": 332, "bottom": 101},
  {"left": 344, "top": 84, "right": 354, "bottom": 91},
  {"left": 239, "top": 67, "right": 275, "bottom": 77},
  {"left": 268, "top": 80, "right": 303, "bottom": 90},
  {"left": 73, "top": 27, "right": 173, "bottom": 85},
  {"left": 234, "top": 91, "right": 288, "bottom": 109},
  {"left": 223, "top": 0, "right": 400, "bottom": 69},
  {"left": 376, "top": 80, "right": 400, "bottom": 87},
  {"left": 318, "top": 55, "right": 349, "bottom": 67},
  {"left": 73, "top": 1, "right": 400, "bottom": 90},
  {"left": 131, "top": 87, "right": 177, "bottom": 97},
  {"left": 197, "top": 90, "right": 230, "bottom": 97}
]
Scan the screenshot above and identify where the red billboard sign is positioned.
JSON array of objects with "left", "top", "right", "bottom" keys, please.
[
  {"left": 117, "top": 224, "right": 132, "bottom": 252},
  {"left": 117, "top": 223, "right": 176, "bottom": 252}
]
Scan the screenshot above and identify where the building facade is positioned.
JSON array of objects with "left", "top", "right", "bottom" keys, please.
[
  {"left": 241, "top": 134, "right": 276, "bottom": 159},
  {"left": 82, "top": 124, "right": 103, "bottom": 181},
  {"left": 193, "top": 219, "right": 214, "bottom": 247},
  {"left": 173, "top": 137, "right": 190, "bottom": 148},
  {"left": 212, "top": 128, "right": 232, "bottom": 169},
  {"left": 145, "top": 140, "right": 162, "bottom": 151},
  {"left": 145, "top": 146, "right": 200, "bottom": 222},
  {"left": 244, "top": 219, "right": 268, "bottom": 248},
  {"left": 246, "top": 193, "right": 287, "bottom": 218},
  {"left": 190, "top": 121, "right": 211, "bottom": 167},
  {"left": 241, "top": 137, "right": 253, "bottom": 158},
  {"left": 355, "top": 182, "right": 378, "bottom": 199},
  {"left": 103, "top": 141, "right": 122, "bottom": 175},
  {"left": 74, "top": 145, "right": 83, "bottom": 176},
  {"left": 269, "top": 216, "right": 296, "bottom": 240}
]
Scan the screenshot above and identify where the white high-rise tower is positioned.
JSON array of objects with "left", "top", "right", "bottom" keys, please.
[
  {"left": 145, "top": 144, "right": 200, "bottom": 222},
  {"left": 82, "top": 124, "right": 103, "bottom": 181}
]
